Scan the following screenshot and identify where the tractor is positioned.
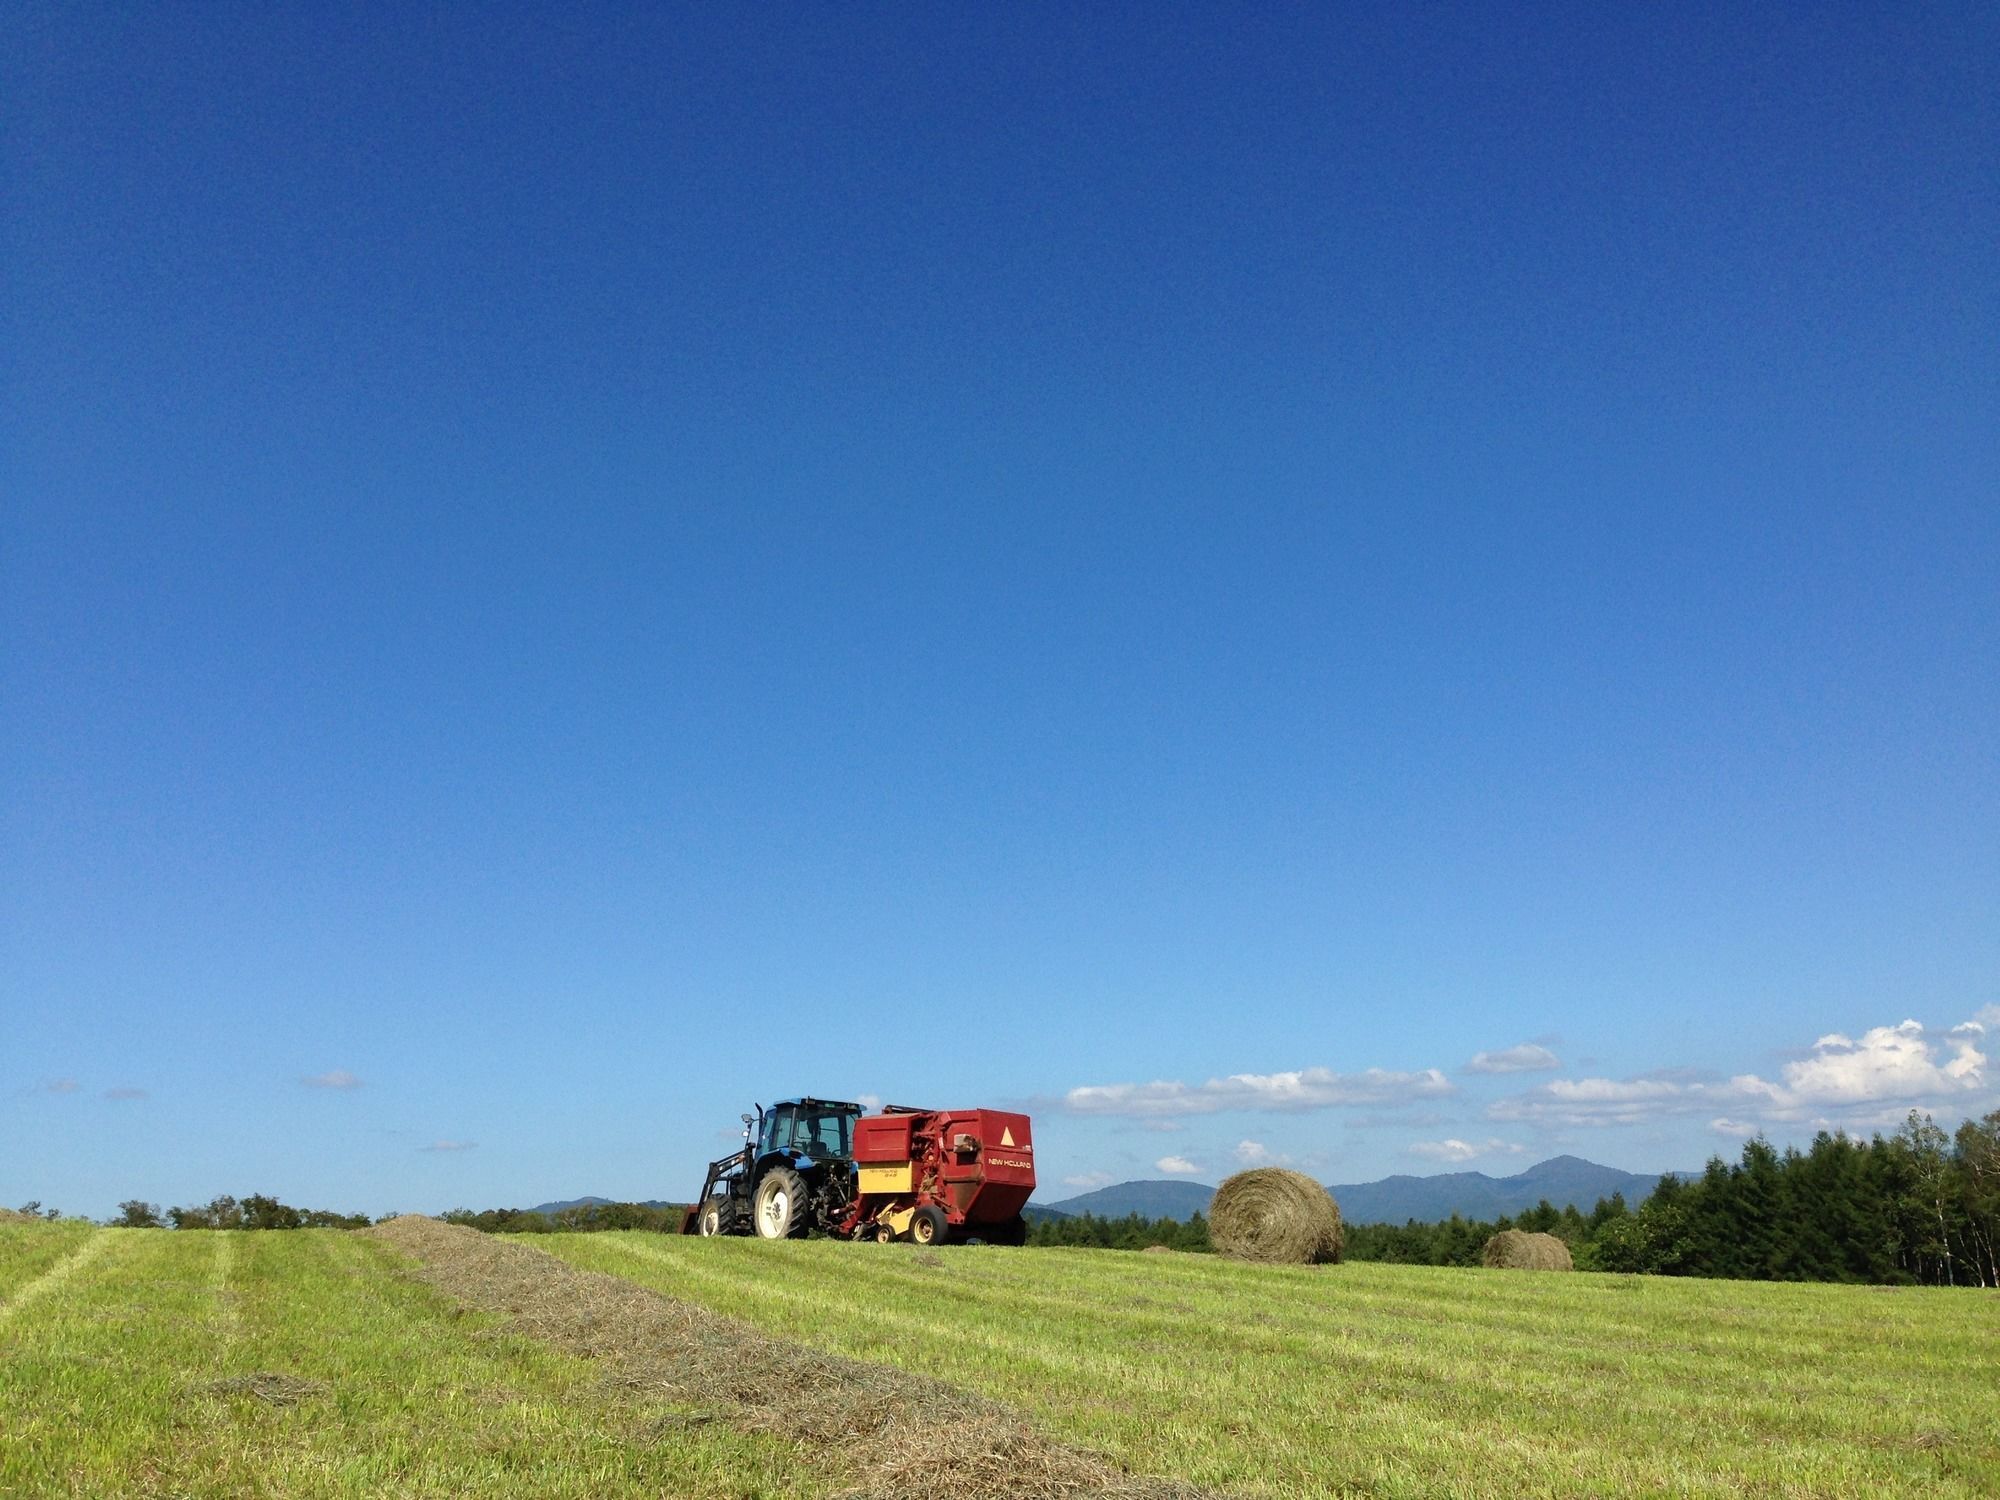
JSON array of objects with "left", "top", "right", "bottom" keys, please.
[
  {"left": 681, "top": 1096, "right": 1035, "bottom": 1246},
  {"left": 683, "top": 1097, "right": 862, "bottom": 1239}
]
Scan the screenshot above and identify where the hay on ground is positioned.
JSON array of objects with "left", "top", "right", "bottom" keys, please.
[
  {"left": 1208, "top": 1169, "right": 1343, "bottom": 1265},
  {"left": 197, "top": 1372, "right": 328, "bottom": 1406},
  {"left": 1481, "top": 1229, "right": 1573, "bottom": 1271},
  {"left": 366, "top": 1216, "right": 1206, "bottom": 1500}
]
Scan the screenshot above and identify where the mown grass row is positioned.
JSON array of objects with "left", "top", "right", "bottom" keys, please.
[
  {"left": 534, "top": 1233, "right": 2000, "bottom": 1500},
  {"left": 0, "top": 1225, "right": 822, "bottom": 1499}
]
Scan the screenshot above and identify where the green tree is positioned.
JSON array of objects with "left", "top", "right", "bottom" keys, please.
[{"left": 1953, "top": 1111, "right": 1999, "bottom": 1288}]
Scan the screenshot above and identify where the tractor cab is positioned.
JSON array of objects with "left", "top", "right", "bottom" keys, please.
[{"left": 755, "top": 1097, "right": 860, "bottom": 1167}]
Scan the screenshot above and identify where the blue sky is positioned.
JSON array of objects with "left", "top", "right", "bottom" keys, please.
[{"left": 5, "top": 5, "right": 1995, "bottom": 1218}]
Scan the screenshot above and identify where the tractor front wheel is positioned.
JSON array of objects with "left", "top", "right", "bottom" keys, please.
[
  {"left": 697, "top": 1198, "right": 735, "bottom": 1237},
  {"left": 753, "top": 1167, "right": 810, "bottom": 1239},
  {"left": 910, "top": 1204, "right": 948, "bottom": 1246}
]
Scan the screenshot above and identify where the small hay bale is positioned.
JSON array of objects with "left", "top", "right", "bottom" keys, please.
[
  {"left": 1209, "top": 1169, "right": 1343, "bottom": 1265},
  {"left": 1481, "top": 1229, "right": 1573, "bottom": 1271}
]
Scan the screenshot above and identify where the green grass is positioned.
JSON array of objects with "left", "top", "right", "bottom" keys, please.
[
  {"left": 7, "top": 1223, "right": 1993, "bottom": 1498},
  {"left": 533, "top": 1233, "right": 2000, "bottom": 1499},
  {"left": 0, "top": 1225, "right": 822, "bottom": 1499},
  {"left": 0, "top": 1220, "right": 96, "bottom": 1306}
]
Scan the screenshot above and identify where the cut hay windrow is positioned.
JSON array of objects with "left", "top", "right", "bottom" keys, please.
[
  {"left": 1481, "top": 1229, "right": 1574, "bottom": 1271},
  {"left": 368, "top": 1217, "right": 1207, "bottom": 1500},
  {"left": 1208, "top": 1169, "right": 1344, "bottom": 1265}
]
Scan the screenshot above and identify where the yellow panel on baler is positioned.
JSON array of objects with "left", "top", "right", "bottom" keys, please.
[{"left": 858, "top": 1163, "right": 915, "bottom": 1194}]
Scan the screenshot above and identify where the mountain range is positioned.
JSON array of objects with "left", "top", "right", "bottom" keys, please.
[{"left": 1036, "top": 1156, "right": 1686, "bottom": 1225}]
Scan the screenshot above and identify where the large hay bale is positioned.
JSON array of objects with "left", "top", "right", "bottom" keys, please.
[
  {"left": 1481, "top": 1229, "right": 1573, "bottom": 1271},
  {"left": 1209, "top": 1168, "right": 1343, "bottom": 1265}
]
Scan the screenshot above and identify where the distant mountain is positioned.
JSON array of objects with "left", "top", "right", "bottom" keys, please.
[
  {"left": 1041, "top": 1179, "right": 1217, "bottom": 1220},
  {"left": 1036, "top": 1157, "right": 1685, "bottom": 1226},
  {"left": 1330, "top": 1156, "right": 1674, "bottom": 1225},
  {"left": 528, "top": 1196, "right": 678, "bottom": 1216}
]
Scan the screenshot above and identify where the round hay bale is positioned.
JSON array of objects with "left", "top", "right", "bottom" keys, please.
[
  {"left": 1209, "top": 1169, "right": 1343, "bottom": 1265},
  {"left": 1481, "top": 1229, "right": 1573, "bottom": 1271}
]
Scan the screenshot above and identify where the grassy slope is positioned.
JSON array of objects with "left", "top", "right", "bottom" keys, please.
[
  {"left": 0, "top": 1226, "right": 821, "bottom": 1500},
  {"left": 536, "top": 1234, "right": 2000, "bottom": 1500}
]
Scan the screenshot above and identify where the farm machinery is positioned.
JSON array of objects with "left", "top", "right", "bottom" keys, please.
[{"left": 680, "top": 1097, "right": 1034, "bottom": 1246}]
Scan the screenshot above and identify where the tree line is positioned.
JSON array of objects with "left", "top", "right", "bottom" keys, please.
[
  {"left": 439, "top": 1202, "right": 686, "bottom": 1234},
  {"left": 1028, "top": 1210, "right": 1213, "bottom": 1252},
  {"left": 95, "top": 1196, "right": 677, "bottom": 1232},
  {"left": 109, "top": 1195, "right": 373, "bottom": 1229}
]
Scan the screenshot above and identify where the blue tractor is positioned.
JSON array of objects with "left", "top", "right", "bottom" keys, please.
[{"left": 682, "top": 1097, "right": 863, "bottom": 1239}]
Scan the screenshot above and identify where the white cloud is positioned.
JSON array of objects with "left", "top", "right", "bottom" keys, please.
[
  {"left": 1155, "top": 1155, "right": 1202, "bottom": 1176},
  {"left": 42, "top": 1079, "right": 80, "bottom": 1095},
  {"left": 1780, "top": 1020, "right": 1984, "bottom": 1104},
  {"left": 1709, "top": 1118, "right": 1758, "bottom": 1137},
  {"left": 1488, "top": 1013, "right": 1990, "bottom": 1129},
  {"left": 303, "top": 1070, "right": 363, "bottom": 1091},
  {"left": 103, "top": 1087, "right": 148, "bottom": 1102},
  {"left": 1067, "top": 1065, "right": 1454, "bottom": 1118},
  {"left": 1466, "top": 1044, "right": 1561, "bottom": 1075},
  {"left": 419, "top": 1140, "right": 476, "bottom": 1152},
  {"left": 1407, "top": 1137, "right": 1526, "bottom": 1163},
  {"left": 1234, "top": 1140, "right": 1272, "bottom": 1165},
  {"left": 856, "top": 1094, "right": 882, "bottom": 1111},
  {"left": 1062, "top": 1172, "right": 1114, "bottom": 1190}
]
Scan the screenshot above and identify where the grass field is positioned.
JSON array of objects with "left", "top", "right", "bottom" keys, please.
[
  {"left": 533, "top": 1233, "right": 2000, "bottom": 1498},
  {"left": 0, "top": 1225, "right": 823, "bottom": 1499},
  {"left": 3, "top": 1222, "right": 1995, "bottom": 1499}
]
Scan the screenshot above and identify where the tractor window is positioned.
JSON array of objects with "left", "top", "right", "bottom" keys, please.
[
  {"left": 793, "top": 1109, "right": 854, "bottom": 1159},
  {"left": 759, "top": 1107, "right": 795, "bottom": 1157}
]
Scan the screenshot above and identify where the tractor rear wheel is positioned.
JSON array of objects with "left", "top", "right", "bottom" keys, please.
[
  {"left": 753, "top": 1166, "right": 810, "bottom": 1239},
  {"left": 910, "top": 1204, "right": 948, "bottom": 1246}
]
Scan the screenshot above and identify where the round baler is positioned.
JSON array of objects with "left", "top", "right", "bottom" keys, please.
[{"left": 842, "top": 1107, "right": 1036, "bottom": 1246}]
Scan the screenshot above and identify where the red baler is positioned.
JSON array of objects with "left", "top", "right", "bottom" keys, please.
[{"left": 841, "top": 1106, "right": 1035, "bottom": 1245}]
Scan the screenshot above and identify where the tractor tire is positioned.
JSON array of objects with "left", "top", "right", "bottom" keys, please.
[
  {"left": 753, "top": 1166, "right": 810, "bottom": 1240},
  {"left": 910, "top": 1204, "right": 948, "bottom": 1246},
  {"left": 697, "top": 1198, "right": 737, "bottom": 1237},
  {"left": 873, "top": 1223, "right": 898, "bottom": 1244}
]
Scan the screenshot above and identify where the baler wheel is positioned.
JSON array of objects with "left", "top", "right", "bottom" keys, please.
[
  {"left": 874, "top": 1223, "right": 897, "bottom": 1244},
  {"left": 753, "top": 1166, "right": 810, "bottom": 1239},
  {"left": 910, "top": 1205, "right": 948, "bottom": 1246}
]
